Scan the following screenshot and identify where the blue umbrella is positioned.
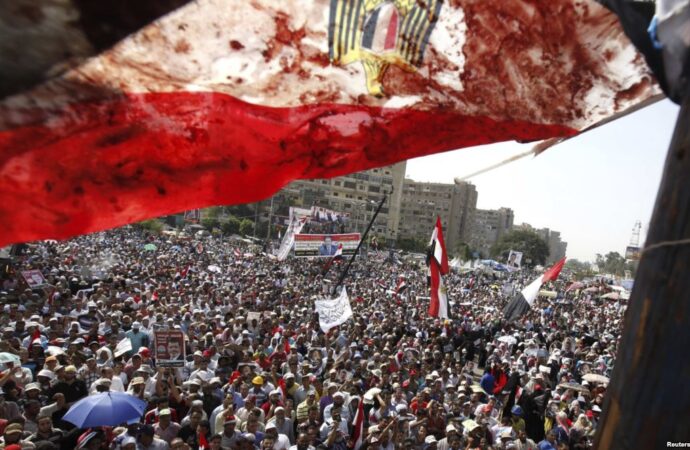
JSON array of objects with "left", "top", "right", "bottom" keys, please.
[{"left": 63, "top": 392, "right": 147, "bottom": 427}]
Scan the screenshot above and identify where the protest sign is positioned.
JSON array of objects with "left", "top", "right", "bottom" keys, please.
[
  {"left": 21, "top": 270, "right": 48, "bottom": 288},
  {"left": 315, "top": 288, "right": 353, "bottom": 332},
  {"left": 155, "top": 330, "right": 186, "bottom": 367}
]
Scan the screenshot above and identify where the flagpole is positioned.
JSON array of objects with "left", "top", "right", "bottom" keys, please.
[
  {"left": 594, "top": 89, "right": 690, "bottom": 448},
  {"left": 332, "top": 193, "right": 387, "bottom": 294}
]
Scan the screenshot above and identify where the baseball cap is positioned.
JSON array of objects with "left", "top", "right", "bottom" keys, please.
[{"left": 4, "top": 423, "right": 23, "bottom": 434}]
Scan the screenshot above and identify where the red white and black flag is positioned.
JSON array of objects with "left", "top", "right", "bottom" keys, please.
[
  {"left": 503, "top": 257, "right": 566, "bottom": 321},
  {"left": 0, "top": 0, "right": 659, "bottom": 246},
  {"left": 393, "top": 276, "right": 407, "bottom": 300},
  {"left": 322, "top": 243, "right": 343, "bottom": 275},
  {"left": 427, "top": 216, "right": 449, "bottom": 319}
]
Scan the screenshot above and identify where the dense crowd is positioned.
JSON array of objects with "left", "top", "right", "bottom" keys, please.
[{"left": 0, "top": 227, "right": 625, "bottom": 450}]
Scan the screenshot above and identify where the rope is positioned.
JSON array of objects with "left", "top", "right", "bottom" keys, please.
[{"left": 641, "top": 237, "right": 690, "bottom": 254}]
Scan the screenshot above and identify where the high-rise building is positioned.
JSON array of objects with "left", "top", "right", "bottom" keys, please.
[
  {"left": 274, "top": 162, "right": 407, "bottom": 242},
  {"left": 398, "top": 179, "right": 478, "bottom": 253},
  {"left": 469, "top": 208, "right": 515, "bottom": 258}
]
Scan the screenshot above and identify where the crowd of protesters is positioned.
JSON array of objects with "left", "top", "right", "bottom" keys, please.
[{"left": 0, "top": 226, "right": 624, "bottom": 450}]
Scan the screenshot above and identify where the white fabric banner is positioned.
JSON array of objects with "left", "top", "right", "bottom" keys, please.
[
  {"left": 276, "top": 214, "right": 307, "bottom": 261},
  {"left": 315, "top": 288, "right": 353, "bottom": 333}
]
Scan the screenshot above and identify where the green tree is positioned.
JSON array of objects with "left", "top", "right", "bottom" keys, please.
[
  {"left": 454, "top": 242, "right": 473, "bottom": 261},
  {"left": 239, "top": 219, "right": 254, "bottom": 236},
  {"left": 201, "top": 217, "right": 219, "bottom": 231},
  {"left": 221, "top": 215, "right": 242, "bottom": 235},
  {"left": 396, "top": 237, "right": 428, "bottom": 253},
  {"left": 564, "top": 258, "right": 595, "bottom": 279},
  {"left": 204, "top": 206, "right": 223, "bottom": 219},
  {"left": 224, "top": 204, "right": 255, "bottom": 219},
  {"left": 491, "top": 229, "right": 549, "bottom": 266},
  {"left": 595, "top": 251, "right": 637, "bottom": 277},
  {"left": 136, "top": 219, "right": 164, "bottom": 234}
]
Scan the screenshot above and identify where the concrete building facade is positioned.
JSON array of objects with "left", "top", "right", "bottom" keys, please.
[
  {"left": 469, "top": 208, "right": 515, "bottom": 258},
  {"left": 397, "top": 180, "right": 478, "bottom": 253}
]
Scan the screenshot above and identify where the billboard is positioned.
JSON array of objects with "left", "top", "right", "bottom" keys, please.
[
  {"left": 625, "top": 246, "right": 641, "bottom": 260},
  {"left": 154, "top": 330, "right": 186, "bottom": 367},
  {"left": 294, "top": 233, "right": 360, "bottom": 257}
]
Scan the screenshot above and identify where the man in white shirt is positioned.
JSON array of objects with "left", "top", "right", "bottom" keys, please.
[
  {"left": 265, "top": 422, "right": 290, "bottom": 450},
  {"left": 101, "top": 366, "right": 125, "bottom": 392}
]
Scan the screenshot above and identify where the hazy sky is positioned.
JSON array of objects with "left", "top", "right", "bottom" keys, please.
[{"left": 406, "top": 99, "right": 680, "bottom": 262}]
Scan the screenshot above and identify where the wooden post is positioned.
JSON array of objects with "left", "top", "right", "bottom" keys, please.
[{"left": 595, "top": 93, "right": 690, "bottom": 449}]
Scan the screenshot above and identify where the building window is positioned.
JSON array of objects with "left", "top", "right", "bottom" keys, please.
[
  {"left": 368, "top": 185, "right": 380, "bottom": 193},
  {"left": 344, "top": 181, "right": 356, "bottom": 189}
]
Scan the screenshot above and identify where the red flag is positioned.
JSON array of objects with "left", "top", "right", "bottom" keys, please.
[
  {"left": 428, "top": 217, "right": 449, "bottom": 319},
  {"left": 542, "top": 257, "right": 567, "bottom": 283},
  {"left": 429, "top": 217, "right": 449, "bottom": 274},
  {"left": 0, "top": 1, "right": 657, "bottom": 246},
  {"left": 503, "top": 257, "right": 567, "bottom": 322},
  {"left": 393, "top": 276, "right": 407, "bottom": 301},
  {"left": 321, "top": 243, "right": 343, "bottom": 275},
  {"left": 278, "top": 376, "right": 287, "bottom": 398},
  {"left": 198, "top": 432, "right": 209, "bottom": 450},
  {"left": 28, "top": 328, "right": 41, "bottom": 348},
  {"left": 352, "top": 397, "right": 365, "bottom": 450}
]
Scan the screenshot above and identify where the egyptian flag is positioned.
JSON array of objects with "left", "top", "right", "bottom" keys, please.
[
  {"left": 321, "top": 243, "right": 343, "bottom": 275},
  {"left": 352, "top": 397, "right": 365, "bottom": 450},
  {"left": 0, "top": 0, "right": 659, "bottom": 247},
  {"left": 428, "top": 217, "right": 449, "bottom": 318},
  {"left": 393, "top": 276, "right": 407, "bottom": 300},
  {"left": 503, "top": 257, "right": 566, "bottom": 321}
]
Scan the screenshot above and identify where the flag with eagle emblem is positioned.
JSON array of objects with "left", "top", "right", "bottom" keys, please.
[
  {"left": 0, "top": 0, "right": 660, "bottom": 246},
  {"left": 329, "top": 0, "right": 444, "bottom": 95}
]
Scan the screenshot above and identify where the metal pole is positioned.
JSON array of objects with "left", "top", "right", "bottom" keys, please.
[
  {"left": 333, "top": 194, "right": 387, "bottom": 293},
  {"left": 266, "top": 196, "right": 275, "bottom": 241},
  {"left": 253, "top": 201, "right": 259, "bottom": 237}
]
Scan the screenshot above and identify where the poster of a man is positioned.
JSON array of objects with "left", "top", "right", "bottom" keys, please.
[
  {"left": 319, "top": 236, "right": 339, "bottom": 256},
  {"left": 155, "top": 330, "right": 186, "bottom": 367},
  {"left": 507, "top": 250, "right": 523, "bottom": 268}
]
